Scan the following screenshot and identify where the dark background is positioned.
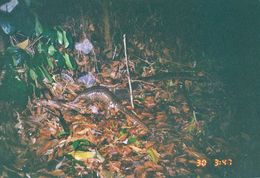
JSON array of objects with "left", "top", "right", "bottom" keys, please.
[{"left": 161, "top": 1, "right": 260, "bottom": 176}]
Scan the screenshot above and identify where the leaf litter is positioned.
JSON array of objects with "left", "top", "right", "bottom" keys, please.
[{"left": 15, "top": 23, "right": 236, "bottom": 178}]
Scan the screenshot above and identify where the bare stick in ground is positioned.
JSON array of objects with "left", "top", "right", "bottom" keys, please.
[{"left": 123, "top": 34, "right": 134, "bottom": 108}]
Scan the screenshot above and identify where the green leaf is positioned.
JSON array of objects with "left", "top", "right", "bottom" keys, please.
[
  {"left": 57, "top": 30, "right": 63, "bottom": 45},
  {"left": 128, "top": 136, "right": 137, "bottom": 144},
  {"left": 68, "top": 151, "right": 96, "bottom": 160},
  {"left": 0, "top": 73, "right": 28, "bottom": 106},
  {"left": 38, "top": 66, "right": 53, "bottom": 83},
  {"left": 47, "top": 56, "right": 54, "bottom": 69},
  {"left": 63, "top": 30, "right": 69, "bottom": 48},
  {"left": 58, "top": 131, "right": 70, "bottom": 138},
  {"left": 48, "top": 45, "right": 56, "bottom": 55},
  {"left": 28, "top": 53, "right": 45, "bottom": 68},
  {"left": 69, "top": 56, "right": 77, "bottom": 70},
  {"left": 7, "top": 47, "right": 30, "bottom": 66},
  {"left": 29, "top": 68, "right": 38, "bottom": 81},
  {"left": 120, "top": 128, "right": 127, "bottom": 136},
  {"left": 63, "top": 53, "right": 73, "bottom": 70},
  {"left": 37, "top": 42, "right": 46, "bottom": 53},
  {"left": 35, "top": 16, "right": 43, "bottom": 36},
  {"left": 147, "top": 147, "right": 160, "bottom": 163},
  {"left": 42, "top": 28, "right": 57, "bottom": 42},
  {"left": 72, "top": 139, "right": 95, "bottom": 150},
  {"left": 53, "top": 51, "right": 65, "bottom": 68},
  {"left": 34, "top": 67, "right": 45, "bottom": 80},
  {"left": 66, "top": 31, "right": 74, "bottom": 49}
]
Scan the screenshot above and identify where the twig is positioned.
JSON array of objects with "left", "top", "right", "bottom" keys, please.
[
  {"left": 28, "top": 35, "right": 43, "bottom": 49},
  {"left": 3, "top": 166, "right": 21, "bottom": 176},
  {"left": 123, "top": 34, "right": 134, "bottom": 108},
  {"left": 9, "top": 36, "right": 16, "bottom": 46},
  {"left": 91, "top": 49, "right": 100, "bottom": 73},
  {"left": 99, "top": 83, "right": 121, "bottom": 89},
  {"left": 131, "top": 79, "right": 156, "bottom": 86},
  {"left": 112, "top": 45, "right": 117, "bottom": 60},
  {"left": 192, "top": 110, "right": 198, "bottom": 123},
  {"left": 133, "top": 54, "right": 155, "bottom": 66}
]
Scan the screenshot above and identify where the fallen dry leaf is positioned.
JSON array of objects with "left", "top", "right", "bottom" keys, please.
[
  {"left": 144, "top": 96, "right": 156, "bottom": 109},
  {"left": 183, "top": 144, "right": 207, "bottom": 160},
  {"left": 155, "top": 112, "right": 167, "bottom": 121},
  {"left": 109, "top": 161, "right": 121, "bottom": 172},
  {"left": 169, "top": 105, "right": 180, "bottom": 114},
  {"left": 141, "top": 112, "right": 153, "bottom": 118},
  {"left": 47, "top": 169, "right": 65, "bottom": 177},
  {"left": 144, "top": 161, "right": 163, "bottom": 171},
  {"left": 159, "top": 143, "right": 174, "bottom": 156},
  {"left": 129, "top": 145, "right": 146, "bottom": 154},
  {"left": 182, "top": 103, "right": 190, "bottom": 113},
  {"left": 37, "top": 140, "right": 57, "bottom": 155},
  {"left": 145, "top": 141, "right": 155, "bottom": 149}
]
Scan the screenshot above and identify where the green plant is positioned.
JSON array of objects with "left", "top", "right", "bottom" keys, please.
[
  {"left": 4, "top": 26, "right": 76, "bottom": 86},
  {"left": 0, "top": 26, "right": 76, "bottom": 105}
]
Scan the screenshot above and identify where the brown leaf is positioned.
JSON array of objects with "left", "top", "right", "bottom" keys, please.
[
  {"left": 110, "top": 70, "right": 118, "bottom": 79},
  {"left": 155, "top": 112, "right": 167, "bottom": 121},
  {"left": 99, "top": 169, "right": 116, "bottom": 178},
  {"left": 175, "top": 157, "right": 188, "bottom": 164},
  {"left": 135, "top": 165, "right": 146, "bottom": 178},
  {"left": 156, "top": 122, "right": 168, "bottom": 128},
  {"left": 144, "top": 161, "right": 163, "bottom": 171},
  {"left": 141, "top": 112, "right": 153, "bottom": 118},
  {"left": 145, "top": 141, "right": 155, "bottom": 149},
  {"left": 101, "top": 66, "right": 111, "bottom": 78},
  {"left": 135, "top": 165, "right": 144, "bottom": 172},
  {"left": 39, "top": 128, "right": 53, "bottom": 138},
  {"left": 157, "top": 90, "right": 170, "bottom": 100},
  {"left": 182, "top": 103, "right": 190, "bottom": 113},
  {"left": 159, "top": 143, "right": 174, "bottom": 156},
  {"left": 111, "top": 60, "right": 121, "bottom": 67},
  {"left": 169, "top": 105, "right": 180, "bottom": 114},
  {"left": 57, "top": 147, "right": 63, "bottom": 157},
  {"left": 144, "top": 96, "right": 156, "bottom": 109},
  {"left": 129, "top": 145, "right": 146, "bottom": 154},
  {"left": 47, "top": 169, "right": 65, "bottom": 176},
  {"left": 121, "top": 146, "right": 132, "bottom": 156},
  {"left": 37, "top": 140, "right": 57, "bottom": 155},
  {"left": 175, "top": 167, "right": 191, "bottom": 175},
  {"left": 183, "top": 144, "right": 207, "bottom": 160},
  {"left": 109, "top": 161, "right": 121, "bottom": 172}
]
